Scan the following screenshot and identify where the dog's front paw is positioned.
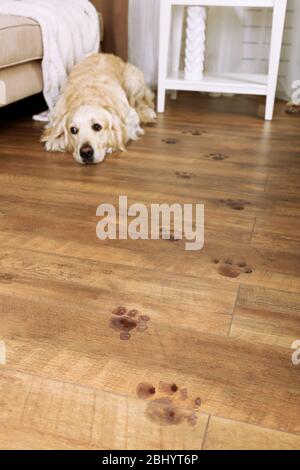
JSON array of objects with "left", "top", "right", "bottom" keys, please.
[
  {"left": 139, "top": 107, "right": 157, "bottom": 124},
  {"left": 127, "top": 125, "right": 144, "bottom": 142},
  {"left": 136, "top": 126, "right": 145, "bottom": 138},
  {"left": 44, "top": 136, "right": 66, "bottom": 153}
]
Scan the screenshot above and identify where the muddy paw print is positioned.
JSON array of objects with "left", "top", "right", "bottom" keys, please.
[
  {"left": 160, "top": 228, "right": 181, "bottom": 242},
  {"left": 213, "top": 258, "right": 253, "bottom": 279},
  {"left": 180, "top": 388, "right": 188, "bottom": 400},
  {"left": 159, "top": 382, "right": 179, "bottom": 395},
  {"left": 175, "top": 171, "right": 195, "bottom": 180},
  {"left": 162, "top": 138, "right": 178, "bottom": 145},
  {"left": 168, "top": 235, "right": 180, "bottom": 242},
  {"left": 186, "top": 412, "right": 198, "bottom": 427},
  {"left": 0, "top": 273, "right": 13, "bottom": 284},
  {"left": 136, "top": 381, "right": 202, "bottom": 427},
  {"left": 205, "top": 153, "right": 229, "bottom": 161},
  {"left": 137, "top": 383, "right": 156, "bottom": 399},
  {"left": 110, "top": 307, "right": 150, "bottom": 341},
  {"left": 181, "top": 130, "right": 202, "bottom": 136},
  {"left": 286, "top": 104, "right": 300, "bottom": 115},
  {"left": 220, "top": 199, "right": 251, "bottom": 211}
]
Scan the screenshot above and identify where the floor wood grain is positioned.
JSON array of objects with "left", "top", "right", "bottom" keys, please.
[
  {"left": 0, "top": 93, "right": 299, "bottom": 450},
  {"left": 203, "top": 416, "right": 300, "bottom": 450}
]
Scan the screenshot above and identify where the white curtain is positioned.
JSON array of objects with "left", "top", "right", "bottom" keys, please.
[
  {"left": 128, "top": 0, "right": 160, "bottom": 87},
  {"left": 128, "top": 0, "right": 300, "bottom": 100}
]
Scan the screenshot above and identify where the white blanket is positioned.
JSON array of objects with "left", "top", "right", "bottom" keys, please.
[{"left": 0, "top": 0, "right": 100, "bottom": 110}]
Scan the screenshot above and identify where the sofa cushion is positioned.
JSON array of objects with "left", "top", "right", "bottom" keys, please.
[
  {"left": 0, "top": 13, "right": 104, "bottom": 70},
  {"left": 0, "top": 16, "right": 43, "bottom": 70}
]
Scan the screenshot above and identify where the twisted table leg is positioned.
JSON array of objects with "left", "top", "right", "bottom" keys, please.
[{"left": 184, "top": 6, "right": 206, "bottom": 81}]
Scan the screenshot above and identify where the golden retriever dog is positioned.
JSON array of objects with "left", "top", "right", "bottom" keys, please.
[{"left": 41, "top": 53, "right": 156, "bottom": 165}]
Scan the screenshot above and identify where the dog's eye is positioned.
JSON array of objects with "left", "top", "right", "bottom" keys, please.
[
  {"left": 92, "top": 123, "right": 102, "bottom": 132},
  {"left": 70, "top": 127, "right": 79, "bottom": 135}
]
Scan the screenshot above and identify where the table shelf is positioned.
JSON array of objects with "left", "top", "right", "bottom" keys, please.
[{"left": 165, "top": 72, "right": 269, "bottom": 96}]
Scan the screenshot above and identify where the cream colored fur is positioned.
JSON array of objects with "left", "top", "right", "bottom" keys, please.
[{"left": 41, "top": 53, "right": 156, "bottom": 164}]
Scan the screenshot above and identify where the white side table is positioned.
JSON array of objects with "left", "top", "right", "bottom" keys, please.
[{"left": 157, "top": 0, "right": 288, "bottom": 120}]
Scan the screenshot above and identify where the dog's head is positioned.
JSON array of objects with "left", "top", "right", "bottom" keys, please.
[
  {"left": 67, "top": 106, "right": 126, "bottom": 165},
  {"left": 42, "top": 105, "right": 126, "bottom": 165}
]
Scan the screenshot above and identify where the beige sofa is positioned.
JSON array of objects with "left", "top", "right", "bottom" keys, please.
[{"left": 0, "top": 10, "right": 103, "bottom": 107}]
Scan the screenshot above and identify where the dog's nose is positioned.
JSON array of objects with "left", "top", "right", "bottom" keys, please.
[{"left": 80, "top": 145, "right": 94, "bottom": 163}]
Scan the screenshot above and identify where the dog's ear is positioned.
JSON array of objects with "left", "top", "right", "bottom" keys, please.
[
  {"left": 41, "top": 114, "right": 70, "bottom": 153},
  {"left": 41, "top": 96, "right": 70, "bottom": 152},
  {"left": 108, "top": 114, "right": 127, "bottom": 152}
]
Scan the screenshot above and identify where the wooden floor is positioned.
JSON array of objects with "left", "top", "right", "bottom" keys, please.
[{"left": 0, "top": 93, "right": 299, "bottom": 450}]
